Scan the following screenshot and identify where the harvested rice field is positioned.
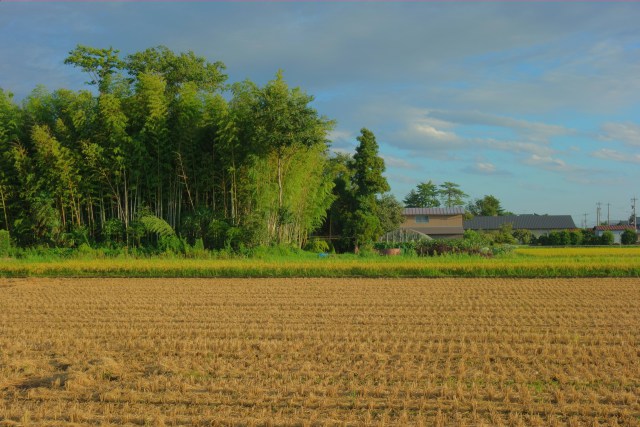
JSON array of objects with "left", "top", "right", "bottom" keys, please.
[{"left": 1, "top": 278, "right": 639, "bottom": 426}]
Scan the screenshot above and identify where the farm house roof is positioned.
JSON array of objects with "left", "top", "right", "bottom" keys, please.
[{"left": 403, "top": 207, "right": 466, "bottom": 216}]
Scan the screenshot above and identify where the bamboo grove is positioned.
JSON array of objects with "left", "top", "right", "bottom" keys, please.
[{"left": 0, "top": 45, "right": 348, "bottom": 250}]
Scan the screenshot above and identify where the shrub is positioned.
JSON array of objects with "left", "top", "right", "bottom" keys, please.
[
  {"left": 305, "top": 238, "right": 330, "bottom": 253},
  {"left": 621, "top": 229, "right": 638, "bottom": 245},
  {"left": 415, "top": 238, "right": 494, "bottom": 257},
  {"left": 0, "top": 229, "right": 10, "bottom": 256},
  {"left": 463, "top": 229, "right": 492, "bottom": 246},
  {"left": 581, "top": 229, "right": 599, "bottom": 245},
  {"left": 103, "top": 218, "right": 125, "bottom": 246},
  {"left": 569, "top": 230, "right": 583, "bottom": 246},
  {"left": 493, "top": 223, "right": 517, "bottom": 244},
  {"left": 76, "top": 243, "right": 95, "bottom": 257},
  {"left": 251, "top": 244, "right": 304, "bottom": 258},
  {"left": 512, "top": 229, "right": 532, "bottom": 245},
  {"left": 600, "top": 230, "right": 615, "bottom": 245}
]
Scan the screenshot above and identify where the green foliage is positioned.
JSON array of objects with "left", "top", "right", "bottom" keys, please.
[
  {"left": 103, "top": 219, "right": 125, "bottom": 245},
  {"left": 333, "top": 129, "right": 393, "bottom": 250},
  {"left": 414, "top": 238, "right": 513, "bottom": 257},
  {"left": 377, "top": 194, "right": 404, "bottom": 235},
  {"left": 64, "top": 45, "right": 125, "bottom": 93},
  {"left": 304, "top": 238, "right": 330, "bottom": 253},
  {"left": 535, "top": 229, "right": 612, "bottom": 246},
  {"left": 512, "top": 229, "right": 532, "bottom": 245},
  {"left": 600, "top": 230, "right": 615, "bottom": 245},
  {"left": 438, "top": 182, "right": 467, "bottom": 207},
  {"left": 139, "top": 214, "right": 176, "bottom": 239},
  {"left": 353, "top": 128, "right": 390, "bottom": 197},
  {"left": 493, "top": 223, "right": 517, "bottom": 244},
  {"left": 403, "top": 180, "right": 440, "bottom": 208},
  {"left": 3, "top": 44, "right": 342, "bottom": 252},
  {"left": 621, "top": 229, "right": 638, "bottom": 245},
  {"left": 126, "top": 45, "right": 226, "bottom": 93},
  {"left": 568, "top": 230, "right": 583, "bottom": 246},
  {"left": 463, "top": 229, "right": 492, "bottom": 246},
  {"left": 467, "top": 194, "right": 506, "bottom": 217},
  {"left": 0, "top": 229, "right": 10, "bottom": 256},
  {"left": 250, "top": 244, "right": 306, "bottom": 259}
]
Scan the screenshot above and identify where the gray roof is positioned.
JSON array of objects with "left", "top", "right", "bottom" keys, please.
[
  {"left": 464, "top": 214, "right": 577, "bottom": 231},
  {"left": 403, "top": 207, "right": 465, "bottom": 216}
]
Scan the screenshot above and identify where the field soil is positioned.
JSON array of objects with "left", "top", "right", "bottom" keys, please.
[{"left": 1, "top": 278, "right": 639, "bottom": 425}]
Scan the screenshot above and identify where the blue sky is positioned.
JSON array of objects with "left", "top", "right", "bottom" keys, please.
[{"left": 1, "top": 2, "right": 639, "bottom": 226}]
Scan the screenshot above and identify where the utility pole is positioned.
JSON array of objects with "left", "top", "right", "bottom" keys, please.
[
  {"left": 582, "top": 213, "right": 588, "bottom": 229},
  {"left": 596, "top": 202, "right": 602, "bottom": 226},
  {"left": 632, "top": 197, "right": 638, "bottom": 230},
  {"left": 607, "top": 203, "right": 610, "bottom": 225}
]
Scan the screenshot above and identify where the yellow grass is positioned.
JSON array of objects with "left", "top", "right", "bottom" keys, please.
[
  {"left": 515, "top": 246, "right": 640, "bottom": 257},
  {"left": 1, "top": 251, "right": 640, "bottom": 277},
  {"left": 1, "top": 278, "right": 639, "bottom": 425}
]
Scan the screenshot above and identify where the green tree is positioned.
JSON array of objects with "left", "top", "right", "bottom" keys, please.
[
  {"left": 568, "top": 230, "right": 583, "bottom": 246},
  {"left": 1, "top": 45, "right": 345, "bottom": 251},
  {"left": 344, "top": 128, "right": 390, "bottom": 250},
  {"left": 321, "top": 153, "right": 356, "bottom": 252},
  {"left": 467, "top": 194, "right": 506, "bottom": 216},
  {"left": 125, "top": 45, "right": 226, "bottom": 94},
  {"left": 512, "top": 228, "right": 532, "bottom": 245},
  {"left": 248, "top": 71, "right": 334, "bottom": 244},
  {"left": 377, "top": 194, "right": 404, "bottom": 235},
  {"left": 0, "top": 229, "right": 9, "bottom": 256},
  {"left": 621, "top": 229, "right": 637, "bottom": 245},
  {"left": 0, "top": 89, "right": 23, "bottom": 232},
  {"left": 600, "top": 230, "right": 614, "bottom": 245},
  {"left": 403, "top": 180, "right": 440, "bottom": 208},
  {"left": 493, "top": 223, "right": 517, "bottom": 244},
  {"left": 438, "top": 182, "right": 467, "bottom": 207},
  {"left": 352, "top": 128, "right": 390, "bottom": 197},
  {"left": 64, "top": 45, "right": 125, "bottom": 94}
]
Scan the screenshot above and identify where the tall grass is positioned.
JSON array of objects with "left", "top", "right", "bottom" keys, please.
[{"left": 0, "top": 248, "right": 639, "bottom": 278}]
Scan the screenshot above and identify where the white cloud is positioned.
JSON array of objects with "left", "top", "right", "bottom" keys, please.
[
  {"left": 523, "top": 154, "right": 573, "bottom": 172},
  {"left": 427, "top": 110, "right": 571, "bottom": 141},
  {"left": 599, "top": 122, "right": 640, "bottom": 147},
  {"left": 381, "top": 154, "right": 419, "bottom": 170},
  {"left": 387, "top": 108, "right": 559, "bottom": 160},
  {"left": 484, "top": 139, "right": 555, "bottom": 157},
  {"left": 412, "top": 123, "right": 459, "bottom": 142},
  {"left": 592, "top": 148, "right": 640, "bottom": 164},
  {"left": 474, "top": 162, "right": 496, "bottom": 173}
]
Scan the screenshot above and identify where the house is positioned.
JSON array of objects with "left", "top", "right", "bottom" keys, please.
[
  {"left": 594, "top": 225, "right": 636, "bottom": 244},
  {"left": 463, "top": 214, "right": 576, "bottom": 237},
  {"left": 386, "top": 207, "right": 465, "bottom": 240}
]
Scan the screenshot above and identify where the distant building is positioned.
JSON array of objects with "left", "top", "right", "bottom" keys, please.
[
  {"left": 594, "top": 225, "right": 636, "bottom": 244},
  {"left": 464, "top": 214, "right": 576, "bottom": 237},
  {"left": 385, "top": 207, "right": 465, "bottom": 241}
]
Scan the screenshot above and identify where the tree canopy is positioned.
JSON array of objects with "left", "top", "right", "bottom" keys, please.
[
  {"left": 0, "top": 45, "right": 337, "bottom": 251},
  {"left": 403, "top": 180, "right": 440, "bottom": 208},
  {"left": 439, "top": 181, "right": 468, "bottom": 207},
  {"left": 467, "top": 194, "right": 509, "bottom": 217}
]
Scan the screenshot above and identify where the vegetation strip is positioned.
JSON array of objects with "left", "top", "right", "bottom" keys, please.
[{"left": 1, "top": 249, "right": 639, "bottom": 278}]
